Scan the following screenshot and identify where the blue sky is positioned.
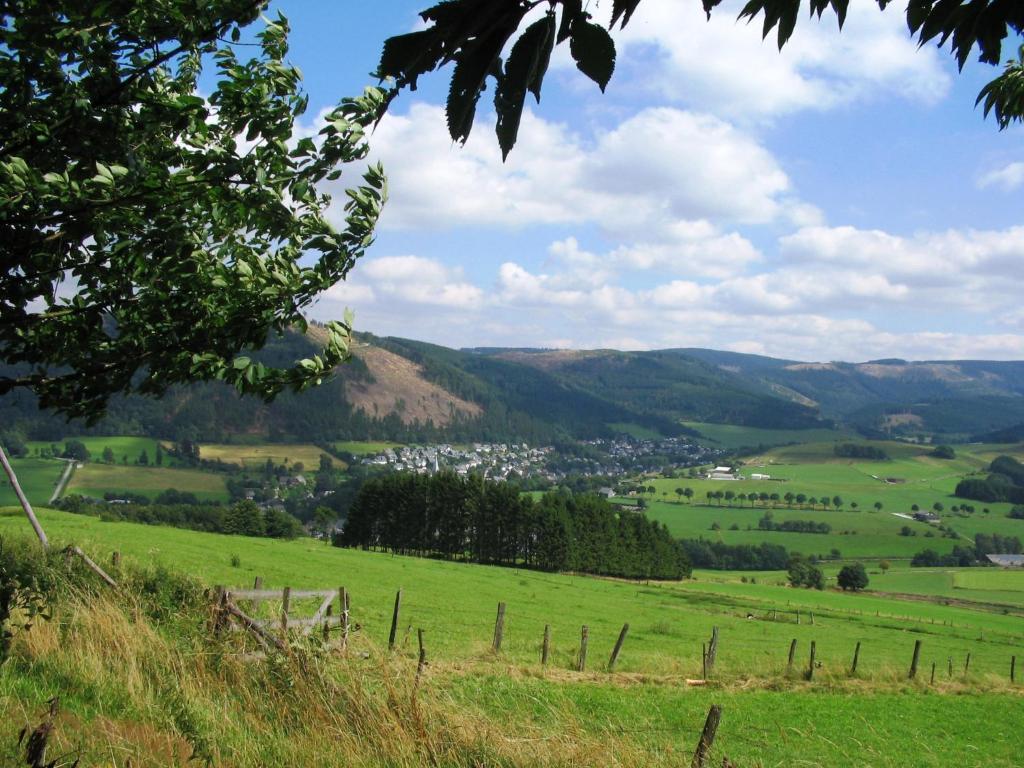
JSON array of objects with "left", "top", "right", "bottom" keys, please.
[{"left": 268, "top": 1, "right": 1022, "bottom": 362}]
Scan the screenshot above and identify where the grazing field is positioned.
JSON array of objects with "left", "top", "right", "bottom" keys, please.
[
  {"left": 638, "top": 440, "right": 1024, "bottom": 560},
  {"left": 198, "top": 442, "right": 344, "bottom": 468},
  {"left": 683, "top": 422, "right": 850, "bottom": 450},
  {"left": 27, "top": 435, "right": 178, "bottom": 465},
  {"left": 66, "top": 463, "right": 229, "bottom": 502},
  {"left": 333, "top": 440, "right": 403, "bottom": 455},
  {"left": 2, "top": 508, "right": 1023, "bottom": 766},
  {"left": 0, "top": 458, "right": 64, "bottom": 506}
]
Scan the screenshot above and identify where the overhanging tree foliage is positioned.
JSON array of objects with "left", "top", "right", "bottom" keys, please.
[
  {"left": 377, "top": 0, "right": 1024, "bottom": 157},
  {"left": 1, "top": 1, "right": 386, "bottom": 422}
]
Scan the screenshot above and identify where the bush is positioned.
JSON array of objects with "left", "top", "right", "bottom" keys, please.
[
  {"left": 787, "top": 556, "right": 824, "bottom": 590},
  {"left": 837, "top": 563, "right": 869, "bottom": 591}
]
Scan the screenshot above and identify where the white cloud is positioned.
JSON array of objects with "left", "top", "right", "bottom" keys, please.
[
  {"left": 322, "top": 255, "right": 483, "bottom": 311},
  {"left": 347, "top": 102, "right": 814, "bottom": 245},
  {"left": 611, "top": 0, "right": 951, "bottom": 118},
  {"left": 978, "top": 162, "right": 1024, "bottom": 192}
]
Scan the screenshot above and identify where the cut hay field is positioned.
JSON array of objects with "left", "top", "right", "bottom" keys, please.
[
  {"left": 333, "top": 440, "right": 403, "bottom": 455},
  {"left": 198, "top": 442, "right": 344, "bottom": 468},
  {"left": 66, "top": 464, "right": 229, "bottom": 502},
  {"left": 2, "top": 508, "right": 1023, "bottom": 766}
]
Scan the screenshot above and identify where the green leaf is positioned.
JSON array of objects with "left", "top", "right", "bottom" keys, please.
[
  {"left": 233, "top": 356, "right": 251, "bottom": 370},
  {"left": 558, "top": 0, "right": 582, "bottom": 43},
  {"left": 569, "top": 19, "right": 616, "bottom": 92},
  {"left": 610, "top": 0, "right": 643, "bottom": 30},
  {"left": 494, "top": 14, "right": 556, "bottom": 159}
]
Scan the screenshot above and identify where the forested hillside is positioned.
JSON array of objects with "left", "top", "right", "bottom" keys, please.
[{"left": 4, "top": 329, "right": 1023, "bottom": 444}]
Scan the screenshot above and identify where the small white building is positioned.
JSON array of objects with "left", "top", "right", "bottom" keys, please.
[{"left": 750, "top": 473, "right": 771, "bottom": 481}]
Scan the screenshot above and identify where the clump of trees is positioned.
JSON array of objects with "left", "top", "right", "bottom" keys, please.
[
  {"left": 787, "top": 555, "right": 824, "bottom": 590},
  {"left": 680, "top": 540, "right": 790, "bottom": 571},
  {"left": 930, "top": 445, "right": 956, "bottom": 459},
  {"left": 955, "top": 456, "right": 1024, "bottom": 504},
  {"left": 911, "top": 533, "right": 1023, "bottom": 567},
  {"left": 757, "top": 512, "right": 830, "bottom": 534},
  {"left": 837, "top": 563, "right": 869, "bottom": 591},
  {"left": 338, "top": 473, "right": 690, "bottom": 580},
  {"left": 56, "top": 495, "right": 303, "bottom": 539},
  {"left": 834, "top": 444, "right": 889, "bottom": 460}
]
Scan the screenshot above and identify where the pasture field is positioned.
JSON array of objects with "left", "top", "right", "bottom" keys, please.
[
  {"left": 66, "top": 463, "right": 229, "bottom": 502},
  {"left": 27, "top": 435, "right": 178, "bottom": 465},
  {"left": 198, "top": 442, "right": 344, "bottom": 468},
  {"left": 333, "top": 440, "right": 403, "bottom": 455},
  {"left": 683, "top": 421, "right": 850, "bottom": 450},
  {"left": 2, "top": 509, "right": 1023, "bottom": 766},
  {"left": 638, "top": 439, "right": 1024, "bottom": 560},
  {"left": 0, "top": 458, "right": 64, "bottom": 506}
]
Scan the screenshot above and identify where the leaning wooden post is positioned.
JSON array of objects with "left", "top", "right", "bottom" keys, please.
[
  {"left": 850, "top": 641, "right": 861, "bottom": 676},
  {"left": 388, "top": 589, "right": 402, "bottom": 651},
  {"left": 541, "top": 624, "right": 551, "bottom": 666},
  {"left": 807, "top": 640, "right": 816, "bottom": 681},
  {"left": 702, "top": 643, "right": 707, "bottom": 680},
  {"left": 690, "top": 704, "right": 723, "bottom": 768},
  {"left": 787, "top": 638, "right": 797, "bottom": 674},
  {"left": 280, "top": 586, "right": 291, "bottom": 638},
  {"left": 211, "top": 585, "right": 227, "bottom": 635},
  {"left": 492, "top": 602, "right": 506, "bottom": 652},
  {"left": 1012, "top": 655, "right": 1016, "bottom": 683},
  {"left": 577, "top": 625, "right": 589, "bottom": 672},
  {"left": 111, "top": 551, "right": 121, "bottom": 569},
  {"left": 0, "top": 444, "right": 49, "bottom": 549},
  {"left": 608, "top": 623, "right": 630, "bottom": 671},
  {"left": 909, "top": 639, "right": 922, "bottom": 679},
  {"left": 930, "top": 662, "right": 936, "bottom": 684},
  {"left": 964, "top": 653, "right": 971, "bottom": 675},
  {"left": 705, "top": 626, "right": 719, "bottom": 675},
  {"left": 948, "top": 657, "right": 953, "bottom": 677}
]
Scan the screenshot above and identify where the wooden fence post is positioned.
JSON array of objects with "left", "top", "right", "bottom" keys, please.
[
  {"left": 964, "top": 653, "right": 971, "bottom": 675},
  {"left": 948, "top": 657, "right": 952, "bottom": 677},
  {"left": 787, "top": 639, "right": 797, "bottom": 674},
  {"left": 111, "top": 551, "right": 121, "bottom": 569},
  {"left": 705, "top": 627, "right": 719, "bottom": 675},
  {"left": 339, "top": 586, "right": 350, "bottom": 650},
  {"left": 492, "top": 602, "right": 506, "bottom": 652},
  {"left": 577, "top": 625, "right": 589, "bottom": 672},
  {"left": 809, "top": 611, "right": 814, "bottom": 626},
  {"left": 702, "top": 643, "right": 707, "bottom": 680},
  {"left": 608, "top": 623, "right": 630, "bottom": 671},
  {"left": 690, "top": 704, "right": 722, "bottom": 768},
  {"left": 280, "top": 586, "right": 291, "bottom": 638},
  {"left": 212, "top": 585, "right": 227, "bottom": 635},
  {"left": 909, "top": 639, "right": 921, "bottom": 679},
  {"left": 930, "top": 662, "right": 936, "bottom": 684},
  {"left": 1012, "top": 655, "right": 1016, "bottom": 683},
  {"left": 322, "top": 604, "right": 333, "bottom": 644},
  {"left": 850, "top": 641, "right": 861, "bottom": 675},
  {"left": 417, "top": 629, "right": 427, "bottom": 679},
  {"left": 806, "top": 641, "right": 816, "bottom": 681},
  {"left": 542, "top": 624, "right": 551, "bottom": 666},
  {"left": 252, "top": 576, "right": 263, "bottom": 615},
  {"left": 796, "top": 610, "right": 800, "bottom": 625},
  {"left": 388, "top": 589, "right": 402, "bottom": 651}
]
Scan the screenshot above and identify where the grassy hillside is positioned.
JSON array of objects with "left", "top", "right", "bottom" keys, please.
[
  {"left": 2, "top": 510, "right": 1023, "bottom": 766},
  {"left": 0, "top": 458, "right": 64, "bottom": 506},
  {"left": 66, "top": 464, "right": 230, "bottom": 502}
]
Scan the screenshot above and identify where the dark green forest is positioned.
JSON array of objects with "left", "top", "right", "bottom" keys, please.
[{"left": 337, "top": 473, "right": 690, "bottom": 580}]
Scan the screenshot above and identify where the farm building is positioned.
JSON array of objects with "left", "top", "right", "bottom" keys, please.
[
  {"left": 985, "top": 554, "right": 1024, "bottom": 567},
  {"left": 750, "top": 473, "right": 771, "bottom": 480},
  {"left": 707, "top": 466, "right": 737, "bottom": 480},
  {"left": 913, "top": 512, "right": 940, "bottom": 523}
]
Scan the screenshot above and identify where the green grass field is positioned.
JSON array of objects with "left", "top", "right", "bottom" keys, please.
[
  {"left": 198, "top": 442, "right": 344, "bottom": 468},
  {"left": 333, "top": 440, "right": 403, "bottom": 455},
  {"left": 0, "top": 458, "right": 65, "bottom": 506},
  {"left": 66, "top": 464, "right": 229, "bottom": 502},
  {"left": 683, "top": 422, "right": 850, "bottom": 450},
  {"left": 639, "top": 440, "right": 1024, "bottom": 560},
  {"left": 27, "top": 435, "right": 178, "bottom": 465},
  {"left": 3, "top": 508, "right": 1023, "bottom": 766}
]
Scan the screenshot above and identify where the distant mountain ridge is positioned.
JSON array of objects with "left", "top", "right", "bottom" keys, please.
[{"left": 3, "top": 331, "right": 1023, "bottom": 443}]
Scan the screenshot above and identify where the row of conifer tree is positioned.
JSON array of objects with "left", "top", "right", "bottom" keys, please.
[{"left": 336, "top": 472, "right": 691, "bottom": 580}]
